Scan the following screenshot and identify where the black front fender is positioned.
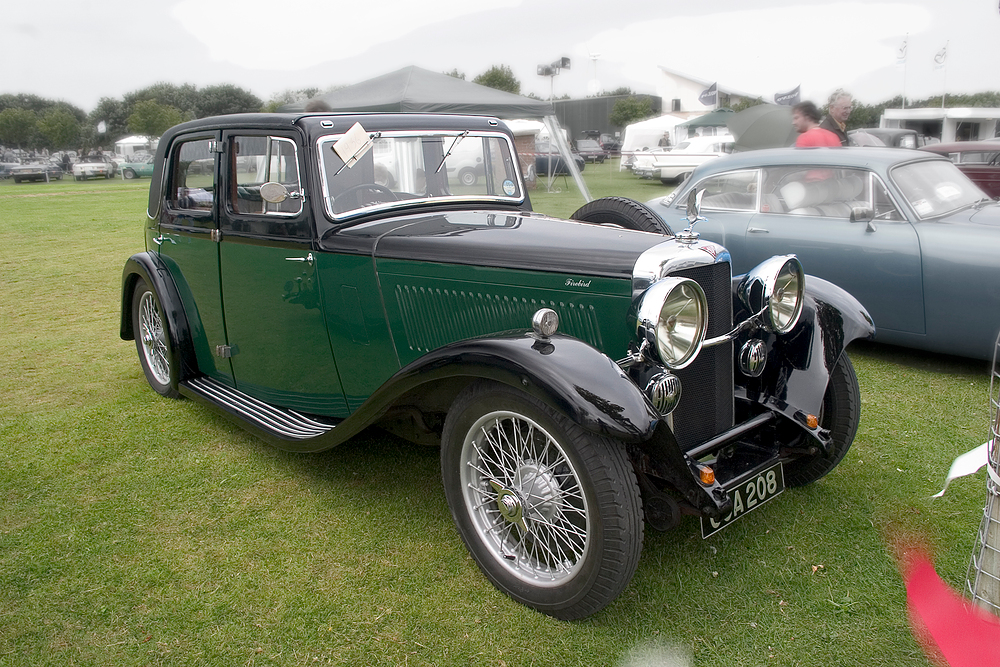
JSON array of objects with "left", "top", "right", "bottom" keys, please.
[
  {"left": 738, "top": 274, "right": 874, "bottom": 423},
  {"left": 384, "top": 332, "right": 660, "bottom": 443}
]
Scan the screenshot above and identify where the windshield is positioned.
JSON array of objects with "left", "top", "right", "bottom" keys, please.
[
  {"left": 318, "top": 130, "right": 523, "bottom": 220},
  {"left": 891, "top": 159, "right": 987, "bottom": 218}
]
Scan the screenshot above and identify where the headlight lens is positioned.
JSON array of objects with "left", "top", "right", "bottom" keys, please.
[
  {"left": 637, "top": 277, "right": 708, "bottom": 369},
  {"left": 738, "top": 255, "right": 805, "bottom": 334}
]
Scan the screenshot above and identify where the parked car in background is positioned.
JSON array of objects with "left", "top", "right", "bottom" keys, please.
[
  {"left": 919, "top": 141, "right": 1000, "bottom": 198},
  {"left": 119, "top": 112, "right": 871, "bottom": 620},
  {"left": 848, "top": 128, "right": 921, "bottom": 149},
  {"left": 9, "top": 162, "right": 63, "bottom": 182},
  {"left": 534, "top": 140, "right": 585, "bottom": 175},
  {"left": 574, "top": 138, "right": 608, "bottom": 163},
  {"left": 599, "top": 133, "right": 622, "bottom": 154},
  {"left": 633, "top": 134, "right": 735, "bottom": 184},
  {"left": 73, "top": 154, "right": 115, "bottom": 180},
  {"left": 119, "top": 154, "right": 157, "bottom": 180},
  {"left": 0, "top": 162, "right": 19, "bottom": 180},
  {"left": 648, "top": 146, "right": 1000, "bottom": 360}
]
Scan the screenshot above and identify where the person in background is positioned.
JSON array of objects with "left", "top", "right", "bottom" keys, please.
[
  {"left": 658, "top": 132, "right": 671, "bottom": 148},
  {"left": 793, "top": 102, "right": 842, "bottom": 147},
  {"left": 820, "top": 90, "right": 852, "bottom": 146}
]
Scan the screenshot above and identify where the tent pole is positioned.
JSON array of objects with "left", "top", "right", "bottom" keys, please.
[{"left": 543, "top": 115, "right": 592, "bottom": 203}]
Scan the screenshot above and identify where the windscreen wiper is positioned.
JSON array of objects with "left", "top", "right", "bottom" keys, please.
[{"left": 435, "top": 130, "right": 469, "bottom": 174}]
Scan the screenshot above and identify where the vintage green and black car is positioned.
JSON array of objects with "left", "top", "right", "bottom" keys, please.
[{"left": 120, "top": 113, "right": 873, "bottom": 620}]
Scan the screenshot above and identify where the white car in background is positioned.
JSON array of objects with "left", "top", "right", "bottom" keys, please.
[
  {"left": 633, "top": 134, "right": 735, "bottom": 184},
  {"left": 73, "top": 154, "right": 115, "bottom": 180}
]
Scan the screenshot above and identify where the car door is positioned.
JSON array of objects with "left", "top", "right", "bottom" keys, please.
[
  {"left": 157, "top": 132, "right": 234, "bottom": 385},
  {"left": 218, "top": 131, "right": 349, "bottom": 417},
  {"left": 743, "top": 165, "right": 925, "bottom": 335}
]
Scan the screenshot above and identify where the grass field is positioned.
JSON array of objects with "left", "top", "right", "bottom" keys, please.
[{"left": 0, "top": 165, "right": 993, "bottom": 666}]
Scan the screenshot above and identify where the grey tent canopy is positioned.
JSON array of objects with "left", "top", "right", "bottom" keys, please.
[
  {"left": 281, "top": 66, "right": 554, "bottom": 118},
  {"left": 281, "top": 66, "right": 590, "bottom": 201}
]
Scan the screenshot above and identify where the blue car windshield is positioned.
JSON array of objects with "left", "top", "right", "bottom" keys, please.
[{"left": 891, "top": 160, "right": 986, "bottom": 219}]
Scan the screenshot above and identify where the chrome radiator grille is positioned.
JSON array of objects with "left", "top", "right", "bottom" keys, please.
[{"left": 671, "top": 262, "right": 735, "bottom": 450}]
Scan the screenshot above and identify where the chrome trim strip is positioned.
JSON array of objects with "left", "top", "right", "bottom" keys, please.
[
  {"left": 187, "top": 377, "right": 335, "bottom": 439},
  {"left": 315, "top": 129, "right": 525, "bottom": 221},
  {"left": 631, "top": 239, "right": 731, "bottom": 299}
]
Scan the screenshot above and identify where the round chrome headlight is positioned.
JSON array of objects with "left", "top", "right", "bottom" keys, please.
[
  {"left": 636, "top": 277, "right": 708, "bottom": 369},
  {"left": 738, "top": 255, "right": 805, "bottom": 334}
]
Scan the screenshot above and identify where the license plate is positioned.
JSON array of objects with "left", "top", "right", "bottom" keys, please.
[{"left": 701, "top": 462, "right": 784, "bottom": 538}]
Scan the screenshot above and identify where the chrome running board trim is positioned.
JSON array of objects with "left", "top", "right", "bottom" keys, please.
[{"left": 184, "top": 377, "right": 337, "bottom": 440}]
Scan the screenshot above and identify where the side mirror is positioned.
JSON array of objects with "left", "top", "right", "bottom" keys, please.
[
  {"left": 260, "top": 181, "right": 289, "bottom": 203},
  {"left": 849, "top": 206, "right": 873, "bottom": 223}
]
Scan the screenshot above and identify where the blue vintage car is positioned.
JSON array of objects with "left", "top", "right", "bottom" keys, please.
[{"left": 648, "top": 147, "right": 1000, "bottom": 360}]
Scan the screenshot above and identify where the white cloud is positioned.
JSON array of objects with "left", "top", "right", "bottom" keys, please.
[
  {"left": 579, "top": 3, "right": 933, "bottom": 102},
  {"left": 171, "top": 0, "right": 523, "bottom": 71}
]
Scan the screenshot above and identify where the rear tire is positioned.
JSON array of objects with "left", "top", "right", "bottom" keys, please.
[
  {"left": 131, "top": 280, "right": 179, "bottom": 399},
  {"left": 441, "top": 381, "right": 643, "bottom": 620},
  {"left": 784, "top": 354, "right": 860, "bottom": 486},
  {"left": 571, "top": 196, "right": 672, "bottom": 235}
]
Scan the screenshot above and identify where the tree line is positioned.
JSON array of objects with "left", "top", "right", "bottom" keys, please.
[
  {"left": 0, "top": 83, "right": 263, "bottom": 152},
  {"left": 6, "top": 72, "right": 999, "bottom": 153}
]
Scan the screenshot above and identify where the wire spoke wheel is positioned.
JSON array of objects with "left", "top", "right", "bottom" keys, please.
[
  {"left": 138, "top": 291, "right": 170, "bottom": 386},
  {"left": 442, "top": 381, "right": 642, "bottom": 619},
  {"left": 462, "top": 410, "right": 590, "bottom": 585},
  {"left": 131, "top": 280, "right": 179, "bottom": 398}
]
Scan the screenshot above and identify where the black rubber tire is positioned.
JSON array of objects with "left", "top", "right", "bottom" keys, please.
[
  {"left": 130, "top": 280, "right": 180, "bottom": 399},
  {"left": 458, "top": 168, "right": 478, "bottom": 186},
  {"left": 571, "top": 196, "right": 672, "bottom": 235},
  {"left": 123, "top": 168, "right": 136, "bottom": 179},
  {"left": 441, "top": 381, "right": 643, "bottom": 620},
  {"left": 784, "top": 354, "right": 860, "bottom": 486}
]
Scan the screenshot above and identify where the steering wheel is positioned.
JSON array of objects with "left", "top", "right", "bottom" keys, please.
[{"left": 334, "top": 183, "right": 397, "bottom": 213}]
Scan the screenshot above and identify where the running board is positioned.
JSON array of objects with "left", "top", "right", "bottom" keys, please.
[{"left": 183, "top": 377, "right": 338, "bottom": 440}]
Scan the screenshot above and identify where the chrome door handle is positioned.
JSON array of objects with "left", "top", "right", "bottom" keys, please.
[
  {"left": 285, "top": 252, "right": 314, "bottom": 265},
  {"left": 153, "top": 235, "right": 176, "bottom": 245},
  {"left": 747, "top": 227, "right": 770, "bottom": 233}
]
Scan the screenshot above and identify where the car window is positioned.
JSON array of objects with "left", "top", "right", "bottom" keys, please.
[
  {"left": 168, "top": 138, "right": 215, "bottom": 211},
  {"left": 689, "top": 170, "right": 759, "bottom": 211},
  {"left": 872, "top": 176, "right": 904, "bottom": 221},
  {"left": 231, "top": 136, "right": 302, "bottom": 216},
  {"left": 760, "top": 166, "right": 871, "bottom": 218},
  {"left": 957, "top": 151, "right": 1000, "bottom": 165},
  {"left": 319, "top": 131, "right": 522, "bottom": 220},
  {"left": 891, "top": 159, "right": 986, "bottom": 218}
]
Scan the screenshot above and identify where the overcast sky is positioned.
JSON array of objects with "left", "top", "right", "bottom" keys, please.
[{"left": 5, "top": 0, "right": 1000, "bottom": 113}]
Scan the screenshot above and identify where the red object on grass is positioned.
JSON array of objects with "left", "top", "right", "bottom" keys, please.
[{"left": 906, "top": 557, "right": 1000, "bottom": 666}]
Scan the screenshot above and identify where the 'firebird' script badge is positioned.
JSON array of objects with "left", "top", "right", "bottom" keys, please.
[{"left": 565, "top": 279, "right": 592, "bottom": 288}]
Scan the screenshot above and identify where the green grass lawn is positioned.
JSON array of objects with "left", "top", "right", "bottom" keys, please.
[{"left": 0, "top": 171, "right": 992, "bottom": 666}]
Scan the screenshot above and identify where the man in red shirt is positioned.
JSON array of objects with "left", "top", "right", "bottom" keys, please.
[{"left": 793, "top": 102, "right": 842, "bottom": 147}]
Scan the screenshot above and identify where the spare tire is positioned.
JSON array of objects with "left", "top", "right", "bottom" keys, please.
[{"left": 570, "top": 196, "right": 672, "bottom": 235}]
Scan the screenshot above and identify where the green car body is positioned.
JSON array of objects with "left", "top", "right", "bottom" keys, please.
[
  {"left": 119, "top": 154, "right": 156, "bottom": 179},
  {"left": 120, "top": 112, "right": 873, "bottom": 619}
]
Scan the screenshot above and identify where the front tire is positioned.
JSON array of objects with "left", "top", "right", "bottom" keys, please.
[
  {"left": 123, "top": 168, "right": 136, "bottom": 179},
  {"left": 784, "top": 354, "right": 860, "bottom": 486},
  {"left": 441, "top": 381, "right": 643, "bottom": 620},
  {"left": 131, "top": 280, "right": 179, "bottom": 398}
]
